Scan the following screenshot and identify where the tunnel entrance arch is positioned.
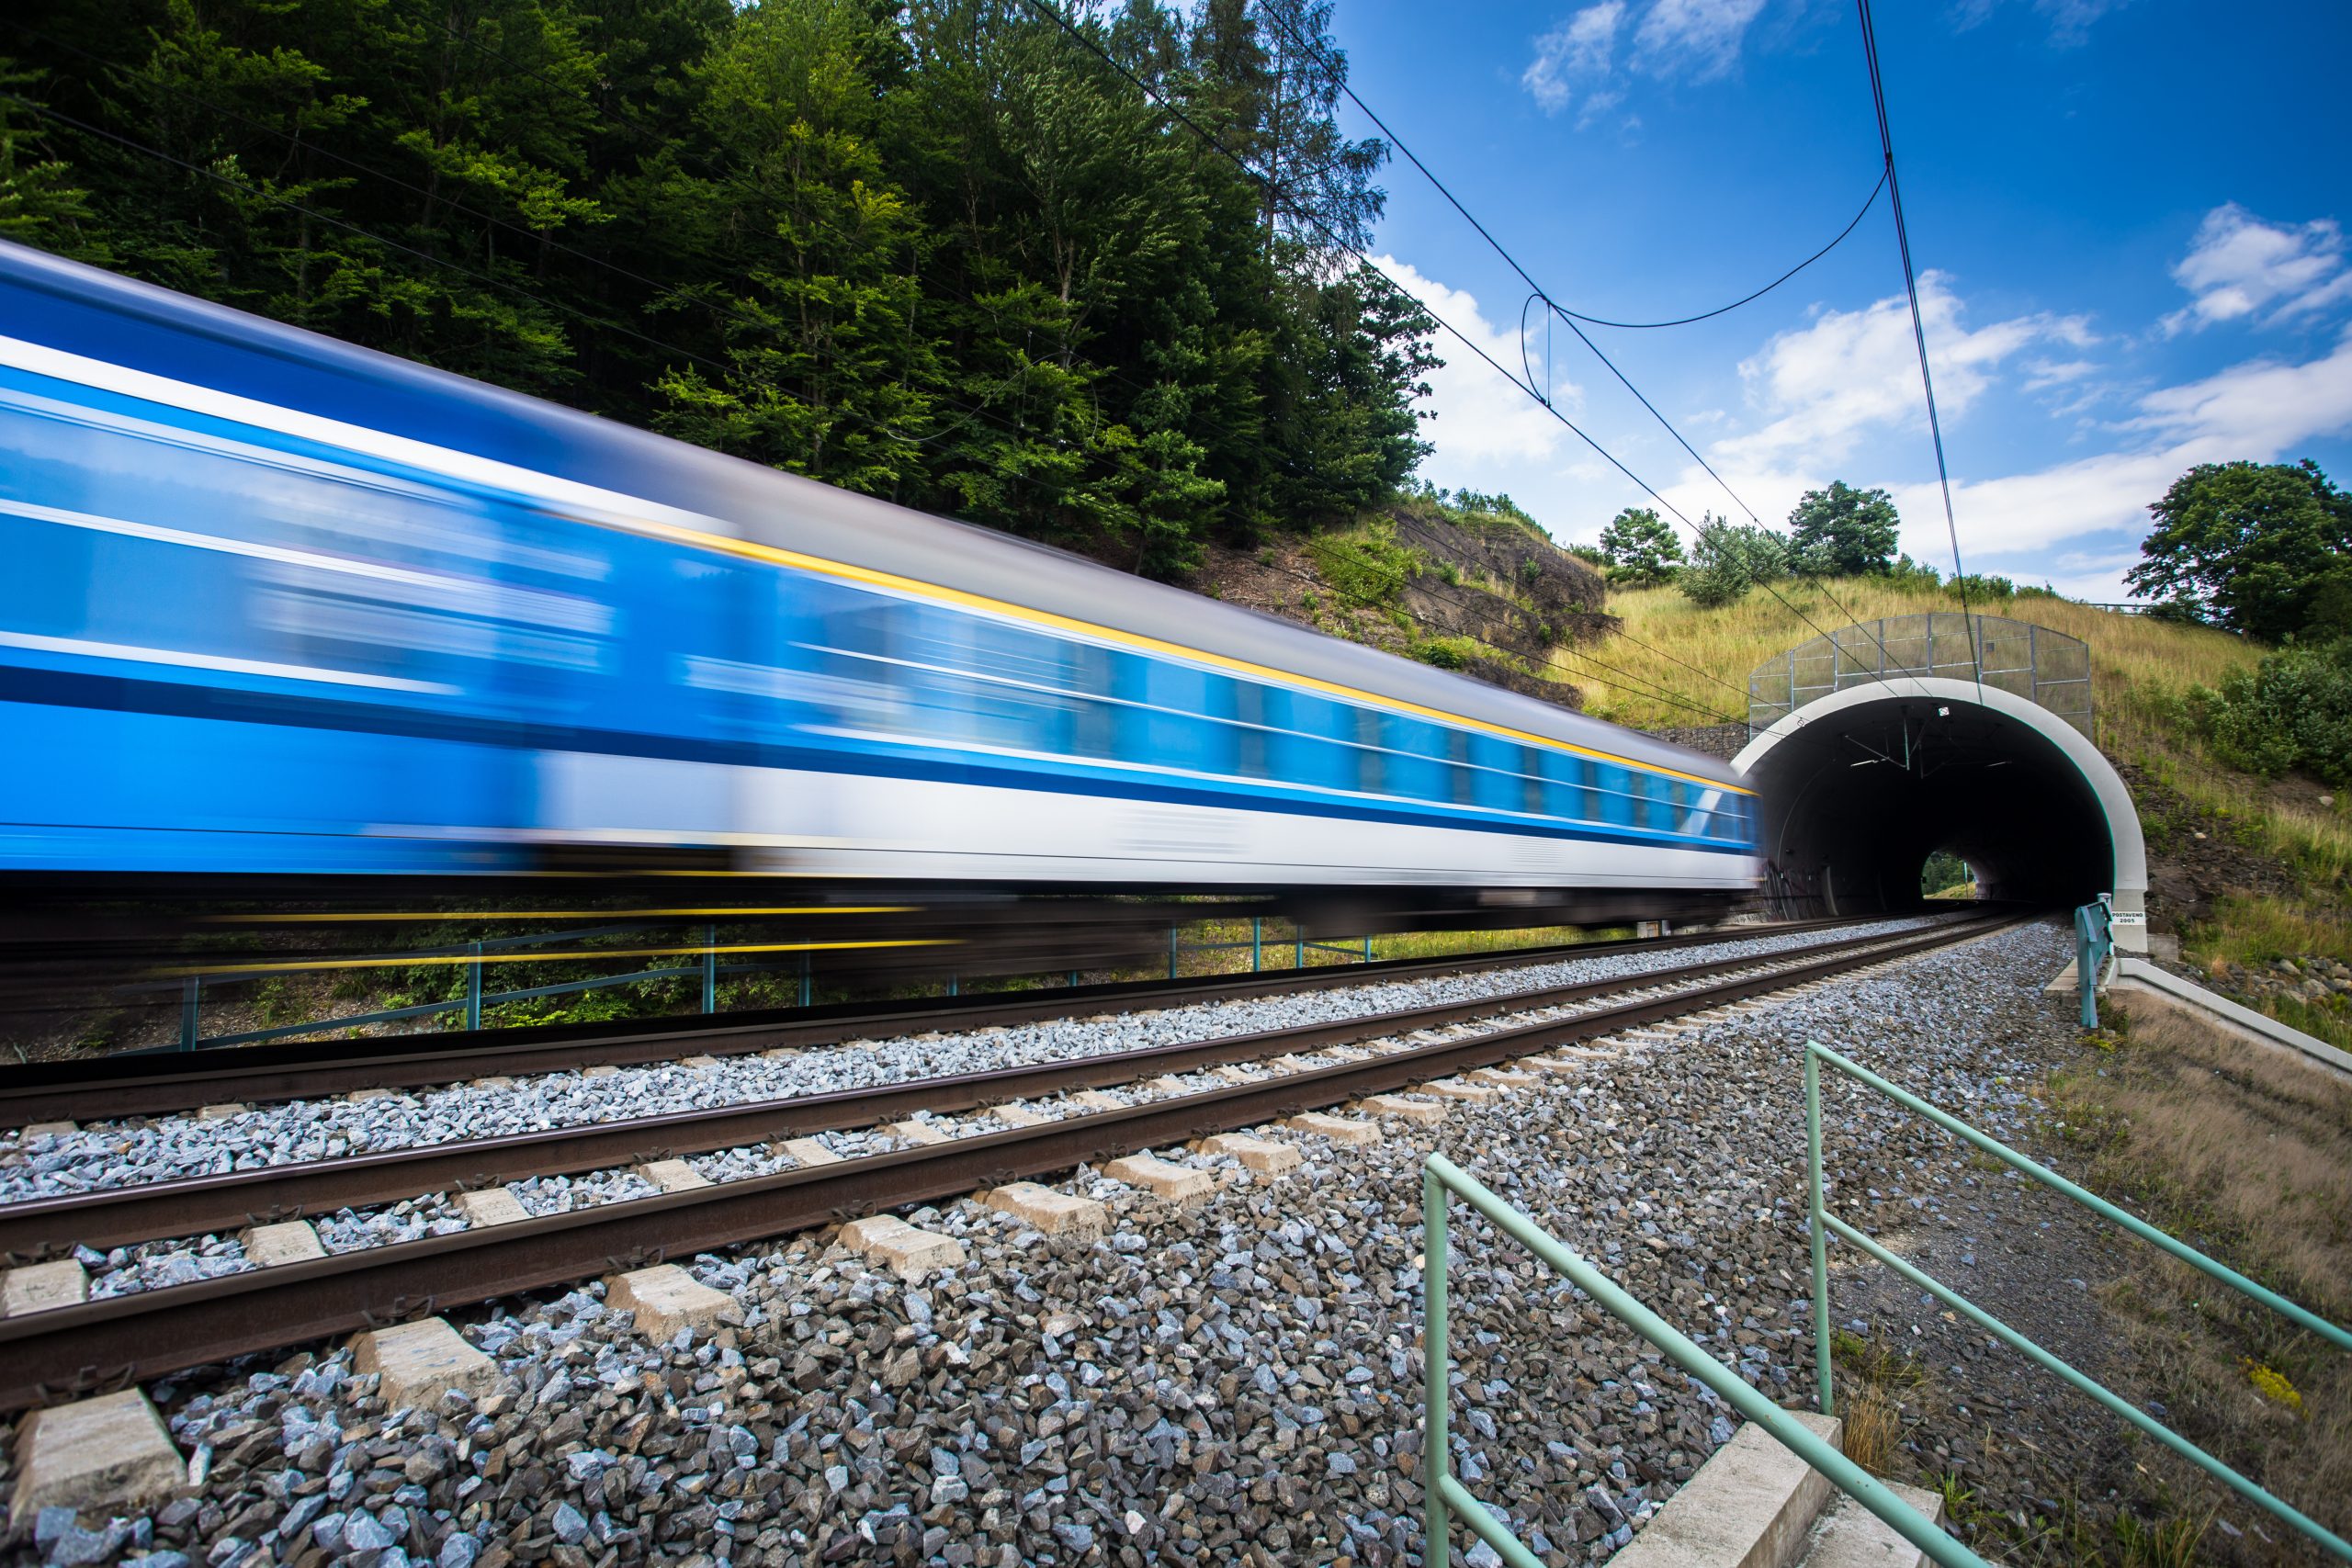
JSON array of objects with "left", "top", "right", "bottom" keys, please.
[{"left": 1734, "top": 671, "right": 2148, "bottom": 951}]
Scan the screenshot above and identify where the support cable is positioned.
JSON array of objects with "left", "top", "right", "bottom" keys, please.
[
  {"left": 1237, "top": 1, "right": 1921, "bottom": 699},
  {"left": 1854, "top": 0, "right": 1983, "bottom": 703}
]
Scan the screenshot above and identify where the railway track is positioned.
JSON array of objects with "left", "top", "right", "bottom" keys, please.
[
  {"left": 0, "top": 909, "right": 2023, "bottom": 1411},
  {"left": 0, "top": 916, "right": 1884, "bottom": 1126}
]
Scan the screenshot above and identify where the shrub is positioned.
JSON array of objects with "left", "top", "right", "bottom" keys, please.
[
  {"left": 1306, "top": 523, "right": 1423, "bottom": 608},
  {"left": 2190, "top": 637, "right": 2352, "bottom": 783},
  {"left": 1945, "top": 572, "right": 2016, "bottom": 602},
  {"left": 1679, "top": 520, "right": 1789, "bottom": 607}
]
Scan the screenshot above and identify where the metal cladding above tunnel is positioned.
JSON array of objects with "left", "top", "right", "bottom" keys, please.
[{"left": 1733, "top": 617, "right": 2146, "bottom": 951}]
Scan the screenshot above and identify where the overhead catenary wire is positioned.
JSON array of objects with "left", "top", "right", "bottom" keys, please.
[
  {"left": 20, "top": 16, "right": 1823, "bottom": 733},
  {"left": 10, "top": 82, "right": 1686, "bottom": 723},
  {"left": 1553, "top": 170, "right": 1886, "bottom": 330},
  {"left": 1855, "top": 0, "right": 1984, "bottom": 704},
  {"left": 1204, "top": 0, "right": 1925, "bottom": 700}
]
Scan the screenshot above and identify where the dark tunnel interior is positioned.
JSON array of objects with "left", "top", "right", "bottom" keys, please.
[{"left": 1741, "top": 694, "right": 2122, "bottom": 919}]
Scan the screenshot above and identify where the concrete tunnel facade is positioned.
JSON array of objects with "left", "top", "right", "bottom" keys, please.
[{"left": 1733, "top": 675, "right": 2148, "bottom": 950}]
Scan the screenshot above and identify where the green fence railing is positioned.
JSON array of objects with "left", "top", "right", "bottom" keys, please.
[
  {"left": 1805, "top": 1040, "right": 2352, "bottom": 1561},
  {"left": 2072, "top": 896, "right": 2116, "bottom": 1029},
  {"left": 1419, "top": 1152, "right": 1983, "bottom": 1568}
]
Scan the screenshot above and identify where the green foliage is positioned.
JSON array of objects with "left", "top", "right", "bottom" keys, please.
[
  {"left": 2, "top": 0, "right": 1441, "bottom": 579},
  {"left": 1788, "top": 480, "right": 1901, "bottom": 576},
  {"left": 1678, "top": 518, "right": 1789, "bottom": 607},
  {"left": 1598, "top": 506, "right": 1682, "bottom": 586},
  {"left": 1882, "top": 552, "right": 1942, "bottom": 590},
  {"left": 1919, "top": 848, "right": 1970, "bottom": 896},
  {"left": 1306, "top": 521, "right": 1420, "bottom": 606},
  {"left": 2188, "top": 638, "right": 2352, "bottom": 784},
  {"left": 1944, "top": 571, "right": 2015, "bottom": 601},
  {"left": 2128, "top": 459, "right": 2352, "bottom": 641}
]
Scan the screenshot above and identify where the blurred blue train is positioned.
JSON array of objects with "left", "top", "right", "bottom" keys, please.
[{"left": 0, "top": 240, "right": 1758, "bottom": 924}]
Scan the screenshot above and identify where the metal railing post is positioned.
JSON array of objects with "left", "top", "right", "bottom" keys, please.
[
  {"left": 465, "top": 943, "right": 482, "bottom": 1032},
  {"left": 1295, "top": 931, "right": 1306, "bottom": 969},
  {"left": 1421, "top": 1163, "right": 1452, "bottom": 1568},
  {"left": 1362, "top": 935, "right": 1373, "bottom": 963},
  {"left": 1168, "top": 926, "right": 1179, "bottom": 980},
  {"left": 1806, "top": 1048, "right": 1833, "bottom": 1416},
  {"left": 798, "top": 951, "right": 812, "bottom": 1009},
  {"left": 180, "top": 976, "right": 199, "bottom": 1052},
  {"left": 701, "top": 924, "right": 718, "bottom": 1015},
  {"left": 1251, "top": 918, "right": 1262, "bottom": 974},
  {"left": 1804, "top": 1040, "right": 2352, "bottom": 1560}
]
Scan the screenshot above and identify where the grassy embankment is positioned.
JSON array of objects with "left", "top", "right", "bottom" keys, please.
[
  {"left": 2041, "top": 1004, "right": 2352, "bottom": 1565},
  {"left": 1572, "top": 578, "right": 2352, "bottom": 1044}
]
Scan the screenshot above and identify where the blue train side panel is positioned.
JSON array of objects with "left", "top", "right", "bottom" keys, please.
[{"left": 0, "top": 239, "right": 1758, "bottom": 887}]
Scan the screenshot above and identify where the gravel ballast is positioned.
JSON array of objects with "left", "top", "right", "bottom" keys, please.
[
  {"left": 0, "top": 917, "right": 2094, "bottom": 1568},
  {"left": 0, "top": 917, "right": 1947, "bottom": 1207}
]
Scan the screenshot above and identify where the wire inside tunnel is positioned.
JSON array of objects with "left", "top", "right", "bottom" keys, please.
[{"left": 1734, "top": 677, "right": 2149, "bottom": 943}]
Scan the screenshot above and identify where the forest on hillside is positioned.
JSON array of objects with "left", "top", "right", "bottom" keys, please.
[{"left": 0, "top": 0, "right": 1443, "bottom": 577}]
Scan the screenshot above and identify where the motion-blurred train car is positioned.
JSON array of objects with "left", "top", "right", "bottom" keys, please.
[{"left": 0, "top": 240, "right": 1758, "bottom": 928}]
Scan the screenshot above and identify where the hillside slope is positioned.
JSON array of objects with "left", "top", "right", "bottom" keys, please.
[
  {"left": 1583, "top": 577, "right": 2351, "bottom": 1046},
  {"left": 1193, "top": 496, "right": 1615, "bottom": 706}
]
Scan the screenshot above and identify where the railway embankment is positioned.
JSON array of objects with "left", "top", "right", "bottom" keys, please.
[{"left": 3, "top": 915, "right": 2253, "bottom": 1568}]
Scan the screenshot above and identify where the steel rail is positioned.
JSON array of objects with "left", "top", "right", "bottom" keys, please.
[
  {"left": 0, "top": 912, "right": 2023, "bottom": 1411},
  {"left": 0, "top": 917, "right": 1894, "bottom": 1126},
  {"left": 0, "top": 917, "right": 1998, "bottom": 1258}
]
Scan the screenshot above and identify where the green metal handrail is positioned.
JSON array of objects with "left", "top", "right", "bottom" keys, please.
[
  {"left": 1805, "top": 1040, "right": 2352, "bottom": 1561},
  {"left": 2073, "top": 896, "right": 2116, "bottom": 1029},
  {"left": 1420, "top": 1152, "right": 1984, "bottom": 1568}
]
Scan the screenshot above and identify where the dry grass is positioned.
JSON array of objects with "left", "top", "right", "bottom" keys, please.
[
  {"left": 1568, "top": 577, "right": 2260, "bottom": 732},
  {"left": 1574, "top": 574, "right": 2352, "bottom": 964},
  {"left": 1840, "top": 1381, "right": 1903, "bottom": 1475},
  {"left": 2050, "top": 1004, "right": 2352, "bottom": 1563},
  {"left": 2195, "top": 893, "right": 2352, "bottom": 971}
]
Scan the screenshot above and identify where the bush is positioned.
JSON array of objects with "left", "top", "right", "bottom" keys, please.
[
  {"left": 1945, "top": 572, "right": 2016, "bottom": 602},
  {"left": 1306, "top": 523, "right": 1423, "bottom": 608},
  {"left": 2190, "top": 638, "right": 2352, "bottom": 784},
  {"left": 1679, "top": 520, "right": 1790, "bottom": 607}
]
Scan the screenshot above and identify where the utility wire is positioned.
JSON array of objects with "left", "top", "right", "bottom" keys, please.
[
  {"left": 17, "top": 77, "right": 1645, "bottom": 712},
  {"left": 0, "top": 95, "right": 745, "bottom": 384},
  {"left": 1554, "top": 170, "right": 1886, "bottom": 329},
  {"left": 17, "top": 18, "right": 1762, "bottom": 725},
  {"left": 1234, "top": 0, "right": 1921, "bottom": 699},
  {"left": 1855, "top": 0, "right": 1982, "bottom": 703},
  {"left": 409, "top": 0, "right": 1766, "bottom": 725}
]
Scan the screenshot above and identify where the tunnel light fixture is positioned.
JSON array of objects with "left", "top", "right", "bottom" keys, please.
[{"left": 1937, "top": 705, "right": 1951, "bottom": 716}]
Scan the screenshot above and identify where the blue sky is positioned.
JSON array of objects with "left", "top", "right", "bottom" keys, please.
[{"left": 1333, "top": 0, "right": 2352, "bottom": 602}]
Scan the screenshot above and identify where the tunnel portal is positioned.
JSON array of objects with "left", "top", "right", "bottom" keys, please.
[{"left": 1735, "top": 617, "right": 2147, "bottom": 950}]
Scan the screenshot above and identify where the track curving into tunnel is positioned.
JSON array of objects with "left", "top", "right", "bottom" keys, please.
[{"left": 1736, "top": 675, "right": 2147, "bottom": 942}]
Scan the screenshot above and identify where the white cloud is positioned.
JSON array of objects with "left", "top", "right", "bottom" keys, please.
[
  {"left": 1713, "top": 275, "right": 2093, "bottom": 467},
  {"left": 1633, "top": 0, "right": 1769, "bottom": 78},
  {"left": 1951, "top": 0, "right": 2133, "bottom": 46},
  {"left": 1883, "top": 329, "right": 2352, "bottom": 566},
  {"left": 2020, "top": 357, "right": 2098, "bottom": 390},
  {"left": 1523, "top": 3, "right": 1623, "bottom": 116},
  {"left": 1520, "top": 0, "right": 1761, "bottom": 123},
  {"left": 2160, "top": 204, "right": 2352, "bottom": 336},
  {"left": 1371, "top": 255, "right": 1577, "bottom": 464}
]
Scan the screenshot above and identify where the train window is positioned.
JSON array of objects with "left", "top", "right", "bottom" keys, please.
[
  {"left": 1392, "top": 715, "right": 1448, "bottom": 804},
  {"left": 1234, "top": 682, "right": 1271, "bottom": 778},
  {"left": 1520, "top": 747, "right": 1544, "bottom": 815},
  {"left": 1642, "top": 774, "right": 1678, "bottom": 833},
  {"left": 1446, "top": 730, "right": 1475, "bottom": 806},
  {"left": 1354, "top": 706, "right": 1386, "bottom": 795},
  {"left": 1597, "top": 762, "right": 1637, "bottom": 827},
  {"left": 1544, "top": 750, "right": 1593, "bottom": 821},
  {"left": 1139, "top": 661, "right": 1220, "bottom": 773},
  {"left": 1068, "top": 642, "right": 1118, "bottom": 759}
]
